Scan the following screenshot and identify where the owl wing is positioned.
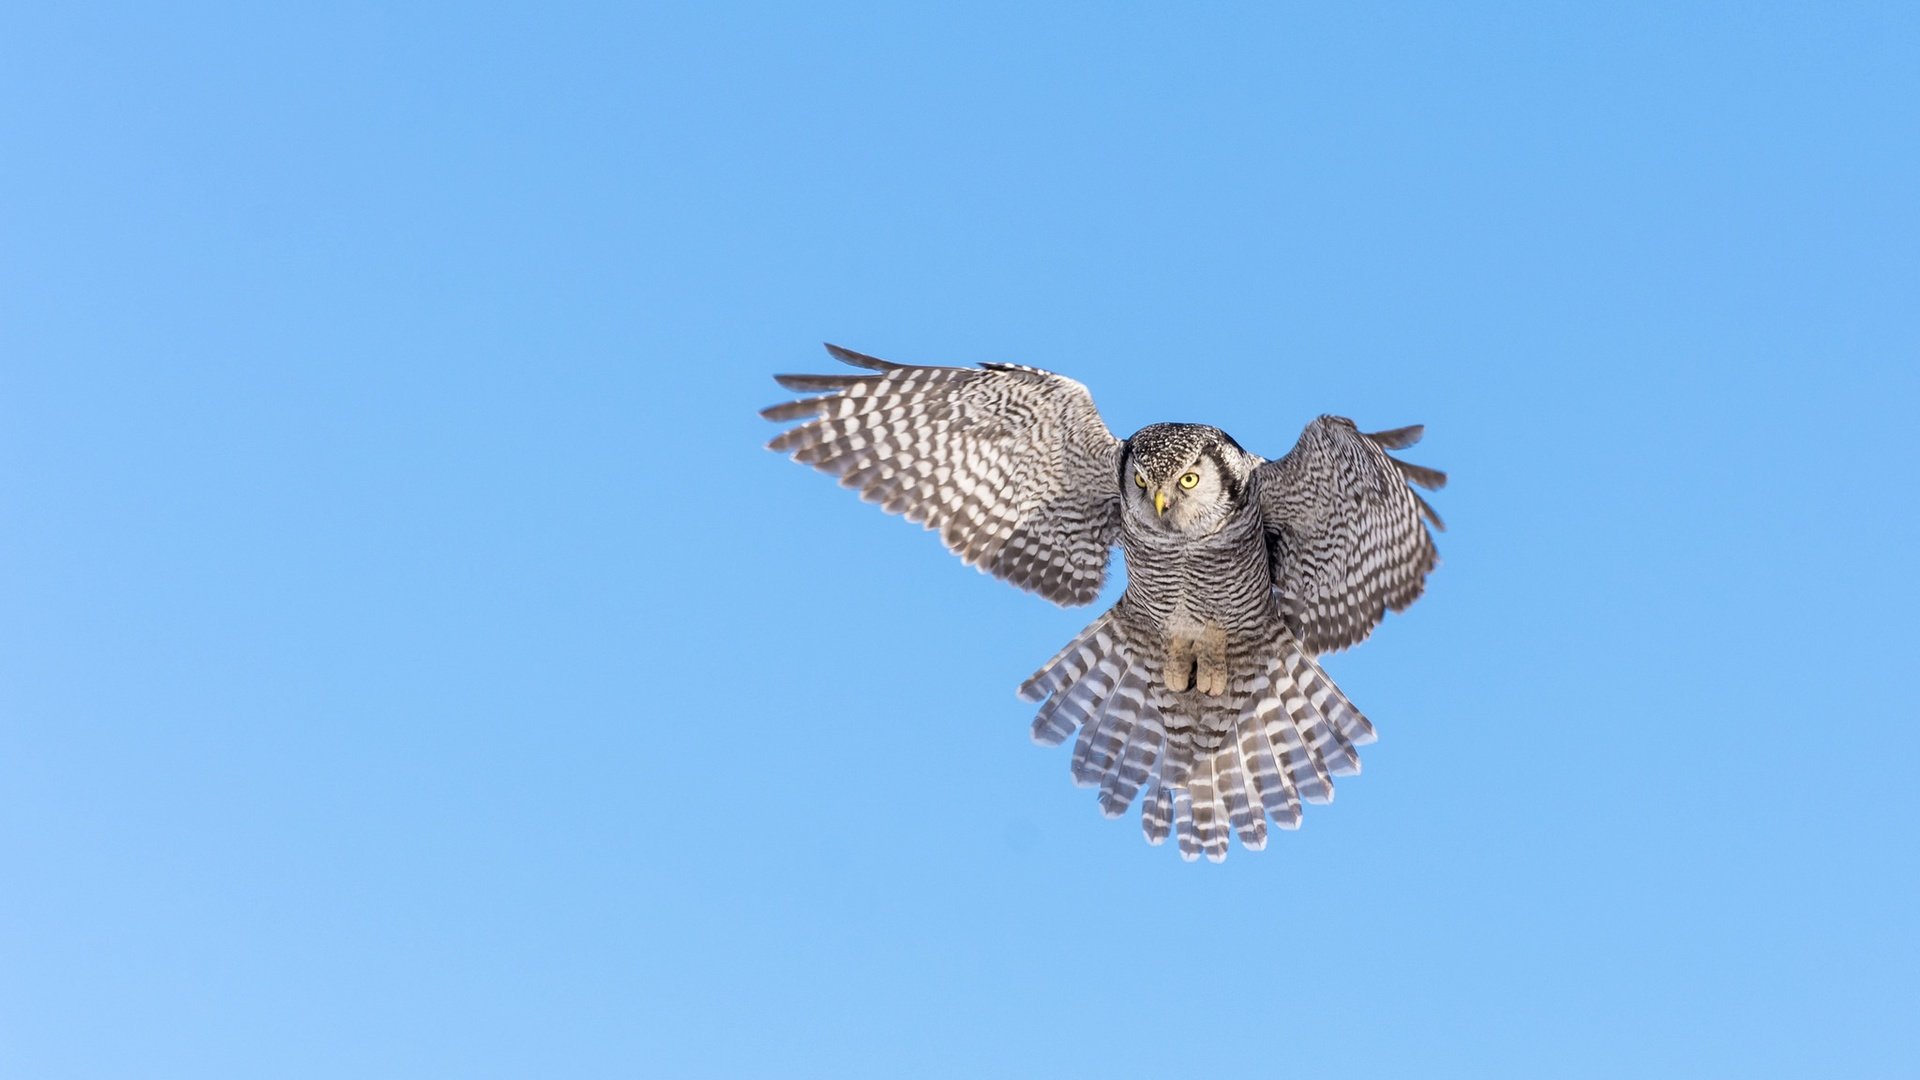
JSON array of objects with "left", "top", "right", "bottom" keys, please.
[
  {"left": 762, "top": 344, "right": 1124, "bottom": 606},
  {"left": 1256, "top": 415, "right": 1447, "bottom": 653}
]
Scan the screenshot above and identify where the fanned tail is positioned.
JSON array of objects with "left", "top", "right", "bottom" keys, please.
[
  {"left": 1022, "top": 613, "right": 1374, "bottom": 862},
  {"left": 1020, "top": 612, "right": 1121, "bottom": 744}
]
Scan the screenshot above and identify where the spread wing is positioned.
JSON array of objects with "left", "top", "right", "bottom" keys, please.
[
  {"left": 762, "top": 344, "right": 1124, "bottom": 606},
  {"left": 1257, "top": 416, "right": 1447, "bottom": 653}
]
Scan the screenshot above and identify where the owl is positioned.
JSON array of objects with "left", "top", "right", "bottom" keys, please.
[{"left": 762, "top": 344, "right": 1445, "bottom": 861}]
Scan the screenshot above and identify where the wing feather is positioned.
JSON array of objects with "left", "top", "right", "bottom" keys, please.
[
  {"left": 764, "top": 344, "right": 1123, "bottom": 606},
  {"left": 1257, "top": 416, "right": 1446, "bottom": 653}
]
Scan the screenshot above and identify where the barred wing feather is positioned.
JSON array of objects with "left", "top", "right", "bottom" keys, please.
[
  {"left": 762, "top": 344, "right": 1124, "bottom": 606},
  {"left": 1258, "top": 415, "right": 1446, "bottom": 654}
]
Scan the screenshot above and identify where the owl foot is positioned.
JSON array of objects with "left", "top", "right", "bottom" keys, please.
[
  {"left": 1192, "top": 657, "right": 1228, "bottom": 697},
  {"left": 1163, "top": 626, "right": 1229, "bottom": 696},
  {"left": 1164, "top": 637, "right": 1194, "bottom": 693},
  {"left": 1194, "top": 625, "right": 1228, "bottom": 696}
]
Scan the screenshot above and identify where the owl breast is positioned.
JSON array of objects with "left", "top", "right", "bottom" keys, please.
[{"left": 1116, "top": 495, "right": 1274, "bottom": 650}]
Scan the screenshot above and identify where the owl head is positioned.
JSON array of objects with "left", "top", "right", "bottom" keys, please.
[{"left": 1121, "top": 423, "right": 1248, "bottom": 534}]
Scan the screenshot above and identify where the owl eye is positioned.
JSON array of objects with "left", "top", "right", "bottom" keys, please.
[
  {"left": 1134, "top": 473, "right": 1148, "bottom": 488},
  {"left": 1178, "top": 471, "right": 1200, "bottom": 490}
]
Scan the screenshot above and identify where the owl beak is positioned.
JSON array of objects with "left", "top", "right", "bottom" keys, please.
[{"left": 1154, "top": 489, "right": 1169, "bottom": 517}]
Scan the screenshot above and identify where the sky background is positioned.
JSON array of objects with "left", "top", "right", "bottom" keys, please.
[{"left": 4, "top": 3, "right": 1917, "bottom": 1077}]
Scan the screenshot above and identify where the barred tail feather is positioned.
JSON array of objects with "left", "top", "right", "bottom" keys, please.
[
  {"left": 1283, "top": 647, "right": 1372, "bottom": 776},
  {"left": 1266, "top": 681, "right": 1334, "bottom": 805},
  {"left": 1020, "top": 613, "right": 1115, "bottom": 707},
  {"left": 1082, "top": 669, "right": 1148, "bottom": 807},
  {"left": 1100, "top": 707, "right": 1161, "bottom": 819},
  {"left": 1142, "top": 780, "right": 1172, "bottom": 845},
  {"left": 1187, "top": 761, "right": 1217, "bottom": 863},
  {"left": 1024, "top": 613, "right": 1119, "bottom": 747},
  {"left": 1032, "top": 662, "right": 1113, "bottom": 752},
  {"left": 1172, "top": 787, "right": 1199, "bottom": 862},
  {"left": 1221, "top": 730, "right": 1266, "bottom": 851},
  {"left": 1197, "top": 756, "right": 1231, "bottom": 863},
  {"left": 1068, "top": 656, "right": 1127, "bottom": 787},
  {"left": 1021, "top": 613, "right": 1374, "bottom": 860},
  {"left": 1302, "top": 649, "right": 1377, "bottom": 747},
  {"left": 1025, "top": 610, "right": 1173, "bottom": 822},
  {"left": 1242, "top": 709, "right": 1302, "bottom": 831}
]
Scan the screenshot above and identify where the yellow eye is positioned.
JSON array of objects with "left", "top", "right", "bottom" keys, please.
[
  {"left": 1178, "top": 471, "right": 1200, "bottom": 490},
  {"left": 1135, "top": 473, "right": 1148, "bottom": 488}
]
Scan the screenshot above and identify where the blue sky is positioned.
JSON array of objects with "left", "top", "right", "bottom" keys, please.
[{"left": 4, "top": 3, "right": 1916, "bottom": 1077}]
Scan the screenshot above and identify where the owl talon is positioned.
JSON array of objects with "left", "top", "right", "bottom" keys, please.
[
  {"left": 1195, "top": 625, "right": 1229, "bottom": 696},
  {"left": 1163, "top": 637, "right": 1195, "bottom": 693}
]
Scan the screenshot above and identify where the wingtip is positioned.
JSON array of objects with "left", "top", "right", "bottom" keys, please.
[
  {"left": 822, "top": 342, "right": 899, "bottom": 371},
  {"left": 1367, "top": 423, "right": 1426, "bottom": 450},
  {"left": 772, "top": 372, "right": 862, "bottom": 393},
  {"left": 1389, "top": 455, "right": 1448, "bottom": 492}
]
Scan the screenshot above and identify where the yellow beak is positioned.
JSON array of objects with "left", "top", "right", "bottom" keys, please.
[{"left": 1154, "top": 490, "right": 1169, "bottom": 517}]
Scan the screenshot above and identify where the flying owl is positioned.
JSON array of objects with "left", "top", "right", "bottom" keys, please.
[{"left": 762, "top": 344, "right": 1445, "bottom": 861}]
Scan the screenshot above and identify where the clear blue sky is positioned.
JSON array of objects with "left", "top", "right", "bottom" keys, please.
[{"left": 4, "top": 4, "right": 1916, "bottom": 1077}]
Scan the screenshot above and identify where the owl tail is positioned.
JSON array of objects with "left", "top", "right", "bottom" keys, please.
[{"left": 1019, "top": 613, "right": 1376, "bottom": 862}]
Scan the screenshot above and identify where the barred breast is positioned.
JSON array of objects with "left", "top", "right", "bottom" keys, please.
[{"left": 1116, "top": 492, "right": 1275, "bottom": 651}]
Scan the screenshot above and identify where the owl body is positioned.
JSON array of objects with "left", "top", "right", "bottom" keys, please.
[
  {"left": 1115, "top": 474, "right": 1273, "bottom": 716},
  {"left": 1113, "top": 424, "right": 1272, "bottom": 648},
  {"left": 764, "top": 346, "right": 1445, "bottom": 861}
]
